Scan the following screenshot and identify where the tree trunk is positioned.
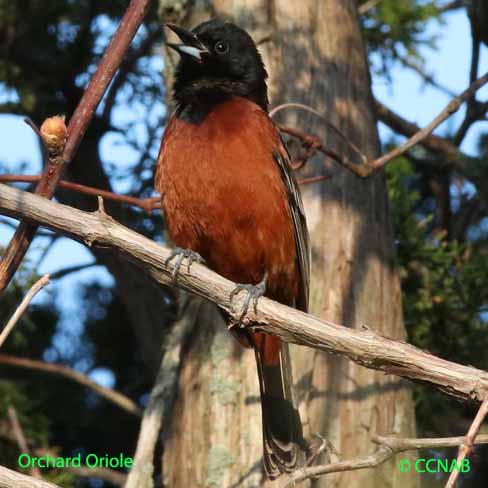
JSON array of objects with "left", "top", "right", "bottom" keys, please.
[{"left": 160, "top": 1, "right": 418, "bottom": 487}]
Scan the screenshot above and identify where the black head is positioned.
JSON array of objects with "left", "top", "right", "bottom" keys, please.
[{"left": 166, "top": 20, "right": 269, "bottom": 122}]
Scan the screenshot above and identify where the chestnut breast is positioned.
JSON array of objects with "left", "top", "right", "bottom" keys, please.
[{"left": 155, "top": 97, "right": 299, "bottom": 305}]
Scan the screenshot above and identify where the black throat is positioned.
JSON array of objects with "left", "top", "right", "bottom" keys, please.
[{"left": 174, "top": 78, "right": 269, "bottom": 124}]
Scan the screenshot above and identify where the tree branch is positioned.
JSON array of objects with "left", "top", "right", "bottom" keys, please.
[
  {"left": 445, "top": 393, "right": 488, "bottom": 488},
  {"left": 7, "top": 406, "right": 42, "bottom": 479},
  {"left": 374, "top": 100, "right": 461, "bottom": 163},
  {"left": 284, "top": 446, "right": 394, "bottom": 486},
  {"left": 371, "top": 72, "right": 488, "bottom": 171},
  {"left": 0, "top": 175, "right": 160, "bottom": 213},
  {"left": 0, "top": 0, "right": 152, "bottom": 293},
  {"left": 273, "top": 73, "right": 488, "bottom": 178},
  {"left": 0, "top": 466, "right": 60, "bottom": 488},
  {"left": 0, "top": 170, "right": 324, "bottom": 216},
  {"left": 0, "top": 274, "right": 50, "bottom": 348},
  {"left": 1, "top": 182, "right": 488, "bottom": 404},
  {"left": 0, "top": 353, "right": 142, "bottom": 417},
  {"left": 439, "top": 0, "right": 465, "bottom": 13},
  {"left": 283, "top": 432, "right": 488, "bottom": 486},
  {"left": 396, "top": 55, "right": 456, "bottom": 98},
  {"left": 453, "top": 9, "right": 482, "bottom": 145}
]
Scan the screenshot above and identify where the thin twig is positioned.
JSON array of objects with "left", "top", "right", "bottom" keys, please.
[
  {"left": 0, "top": 175, "right": 160, "bottom": 213},
  {"left": 49, "top": 262, "right": 97, "bottom": 281},
  {"left": 374, "top": 100, "right": 460, "bottom": 164},
  {"left": 0, "top": 274, "right": 50, "bottom": 348},
  {"left": 2, "top": 182, "right": 488, "bottom": 404},
  {"left": 397, "top": 55, "right": 457, "bottom": 97},
  {"left": 7, "top": 406, "right": 42, "bottom": 479},
  {"left": 453, "top": 12, "right": 481, "bottom": 145},
  {"left": 284, "top": 447, "right": 393, "bottom": 486},
  {"left": 272, "top": 102, "right": 370, "bottom": 171},
  {"left": 371, "top": 72, "right": 488, "bottom": 171},
  {"left": 284, "top": 432, "right": 488, "bottom": 486},
  {"left": 0, "top": 0, "right": 151, "bottom": 294},
  {"left": 373, "top": 433, "right": 488, "bottom": 451},
  {"left": 297, "top": 175, "right": 330, "bottom": 185},
  {"left": 272, "top": 73, "right": 488, "bottom": 178},
  {"left": 439, "top": 0, "right": 465, "bottom": 13},
  {"left": 278, "top": 124, "right": 345, "bottom": 167},
  {"left": 0, "top": 354, "right": 142, "bottom": 417},
  {"left": 0, "top": 170, "right": 325, "bottom": 207},
  {"left": 445, "top": 393, "right": 488, "bottom": 488}
]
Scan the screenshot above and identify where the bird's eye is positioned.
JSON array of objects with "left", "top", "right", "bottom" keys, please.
[{"left": 214, "top": 41, "right": 229, "bottom": 54}]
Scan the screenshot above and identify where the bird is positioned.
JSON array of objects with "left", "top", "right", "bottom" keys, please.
[{"left": 155, "top": 19, "right": 311, "bottom": 479}]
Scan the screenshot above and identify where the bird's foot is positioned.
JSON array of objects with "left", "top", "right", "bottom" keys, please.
[
  {"left": 165, "top": 247, "right": 204, "bottom": 280},
  {"left": 229, "top": 272, "right": 268, "bottom": 326},
  {"left": 305, "top": 433, "right": 338, "bottom": 475}
]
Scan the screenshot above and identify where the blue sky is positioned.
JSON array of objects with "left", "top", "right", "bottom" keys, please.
[{"left": 1, "top": 9, "right": 487, "bottom": 384}]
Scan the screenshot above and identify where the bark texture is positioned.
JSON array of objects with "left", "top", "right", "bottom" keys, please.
[{"left": 159, "top": 1, "right": 418, "bottom": 487}]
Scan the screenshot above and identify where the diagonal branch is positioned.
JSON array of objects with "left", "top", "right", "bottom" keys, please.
[
  {"left": 374, "top": 100, "right": 461, "bottom": 164},
  {"left": 0, "top": 353, "right": 142, "bottom": 417},
  {"left": 445, "top": 392, "right": 488, "bottom": 488},
  {"left": 273, "top": 72, "right": 488, "bottom": 178},
  {"left": 0, "top": 466, "right": 60, "bottom": 488},
  {"left": 396, "top": 55, "right": 457, "bottom": 98},
  {"left": 370, "top": 72, "right": 488, "bottom": 172},
  {"left": 0, "top": 275, "right": 50, "bottom": 348},
  {"left": 0, "top": 0, "right": 152, "bottom": 294},
  {"left": 1, "top": 182, "right": 488, "bottom": 405},
  {"left": 7, "top": 406, "right": 42, "bottom": 479}
]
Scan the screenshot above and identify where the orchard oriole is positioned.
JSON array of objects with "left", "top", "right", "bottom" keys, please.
[{"left": 156, "top": 19, "right": 310, "bottom": 479}]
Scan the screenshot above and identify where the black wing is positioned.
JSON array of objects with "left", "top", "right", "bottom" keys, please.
[{"left": 273, "top": 138, "right": 310, "bottom": 313}]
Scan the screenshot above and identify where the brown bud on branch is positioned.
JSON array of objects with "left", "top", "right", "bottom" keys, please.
[{"left": 40, "top": 116, "right": 67, "bottom": 161}]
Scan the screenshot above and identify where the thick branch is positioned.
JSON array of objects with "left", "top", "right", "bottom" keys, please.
[
  {"left": 1, "top": 183, "right": 488, "bottom": 404},
  {"left": 0, "top": 466, "right": 60, "bottom": 488}
]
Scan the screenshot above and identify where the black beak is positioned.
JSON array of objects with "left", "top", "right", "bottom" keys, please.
[{"left": 166, "top": 24, "right": 207, "bottom": 61}]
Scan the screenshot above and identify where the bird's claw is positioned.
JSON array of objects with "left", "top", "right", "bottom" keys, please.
[
  {"left": 305, "top": 433, "right": 337, "bottom": 475},
  {"left": 165, "top": 247, "right": 204, "bottom": 280},
  {"left": 229, "top": 272, "right": 268, "bottom": 324}
]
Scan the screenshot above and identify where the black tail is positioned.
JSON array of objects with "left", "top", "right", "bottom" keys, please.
[{"left": 254, "top": 335, "right": 307, "bottom": 479}]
